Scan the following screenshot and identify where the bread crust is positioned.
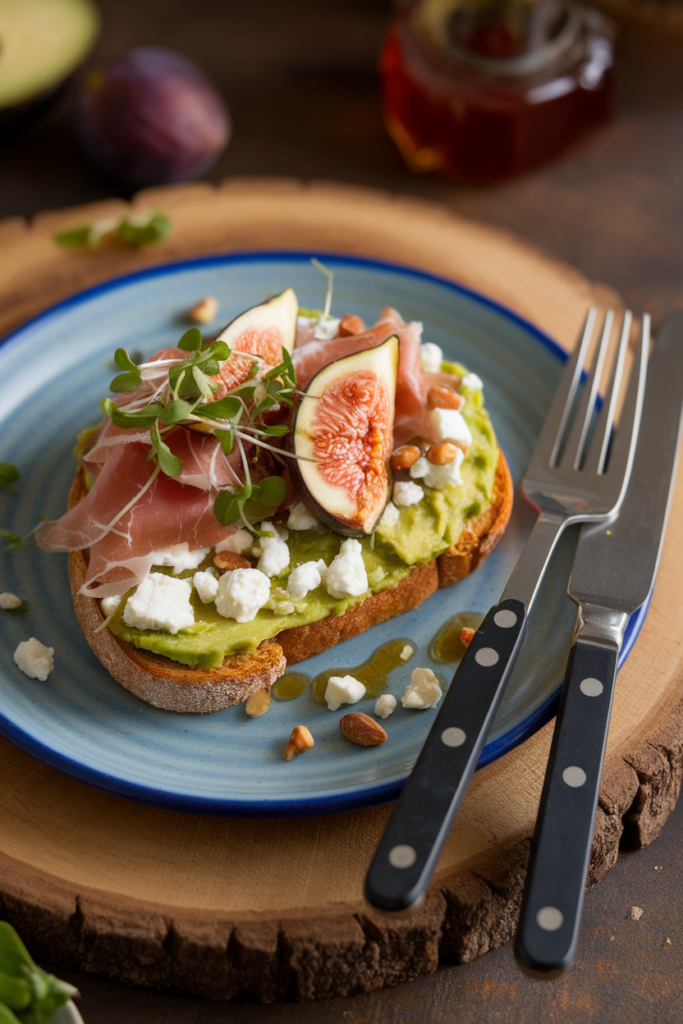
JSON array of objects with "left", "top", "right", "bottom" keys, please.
[{"left": 68, "top": 450, "right": 512, "bottom": 712}]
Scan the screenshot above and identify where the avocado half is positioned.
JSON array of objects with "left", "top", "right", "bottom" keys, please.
[{"left": 0, "top": 0, "right": 100, "bottom": 130}]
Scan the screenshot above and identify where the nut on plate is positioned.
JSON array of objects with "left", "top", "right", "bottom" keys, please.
[
  {"left": 427, "top": 385, "right": 464, "bottom": 411},
  {"left": 284, "top": 724, "right": 315, "bottom": 760},
  {"left": 340, "top": 712, "right": 387, "bottom": 747},
  {"left": 390, "top": 445, "right": 421, "bottom": 471},
  {"left": 460, "top": 627, "right": 476, "bottom": 647},
  {"left": 338, "top": 313, "right": 365, "bottom": 337},
  {"left": 189, "top": 295, "right": 219, "bottom": 323},
  {"left": 214, "top": 550, "right": 251, "bottom": 570},
  {"left": 246, "top": 688, "right": 272, "bottom": 718},
  {"left": 427, "top": 442, "right": 459, "bottom": 465}
]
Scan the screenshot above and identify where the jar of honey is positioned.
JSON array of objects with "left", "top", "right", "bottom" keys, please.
[{"left": 380, "top": 0, "right": 615, "bottom": 181}]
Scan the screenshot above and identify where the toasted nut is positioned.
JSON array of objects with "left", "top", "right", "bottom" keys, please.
[
  {"left": 213, "top": 550, "right": 251, "bottom": 570},
  {"left": 340, "top": 712, "right": 387, "bottom": 747},
  {"left": 427, "top": 385, "right": 464, "bottom": 411},
  {"left": 390, "top": 445, "right": 421, "bottom": 471},
  {"left": 189, "top": 295, "right": 219, "bottom": 324},
  {"left": 339, "top": 313, "right": 365, "bottom": 337},
  {"left": 460, "top": 627, "right": 476, "bottom": 647},
  {"left": 284, "top": 724, "right": 315, "bottom": 760},
  {"left": 246, "top": 688, "right": 272, "bottom": 718},
  {"left": 427, "top": 442, "right": 459, "bottom": 465},
  {"left": 631, "top": 906, "right": 644, "bottom": 920}
]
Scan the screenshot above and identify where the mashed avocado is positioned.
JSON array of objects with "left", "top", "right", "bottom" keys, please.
[{"left": 108, "top": 360, "right": 499, "bottom": 667}]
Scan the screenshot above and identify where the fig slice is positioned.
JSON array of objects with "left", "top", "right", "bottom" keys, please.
[
  {"left": 215, "top": 288, "right": 298, "bottom": 392},
  {"left": 291, "top": 335, "right": 399, "bottom": 537}
]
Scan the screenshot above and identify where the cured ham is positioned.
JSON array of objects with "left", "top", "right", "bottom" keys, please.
[
  {"left": 293, "top": 307, "right": 426, "bottom": 446},
  {"left": 37, "top": 443, "right": 237, "bottom": 598}
]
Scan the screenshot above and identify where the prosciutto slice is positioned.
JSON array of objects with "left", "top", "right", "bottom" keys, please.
[
  {"left": 37, "top": 443, "right": 237, "bottom": 598},
  {"left": 293, "top": 307, "right": 426, "bottom": 446}
]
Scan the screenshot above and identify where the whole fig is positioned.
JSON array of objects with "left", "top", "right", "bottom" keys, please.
[{"left": 77, "top": 47, "right": 230, "bottom": 187}]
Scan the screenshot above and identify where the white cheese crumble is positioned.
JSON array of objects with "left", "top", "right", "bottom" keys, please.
[
  {"left": 215, "top": 568, "right": 270, "bottom": 622},
  {"left": 100, "top": 595, "right": 121, "bottom": 617},
  {"left": 419, "top": 342, "right": 443, "bottom": 373},
  {"left": 401, "top": 667, "right": 443, "bottom": 709},
  {"left": 123, "top": 573, "right": 195, "bottom": 633},
  {"left": 287, "top": 501, "right": 321, "bottom": 531},
  {"left": 427, "top": 407, "right": 472, "bottom": 449},
  {"left": 324, "top": 674, "right": 366, "bottom": 711},
  {"left": 0, "top": 593, "right": 22, "bottom": 610},
  {"left": 215, "top": 529, "right": 253, "bottom": 555},
  {"left": 152, "top": 543, "right": 210, "bottom": 575},
  {"left": 193, "top": 570, "right": 219, "bottom": 604},
  {"left": 375, "top": 693, "right": 397, "bottom": 719},
  {"left": 462, "top": 372, "right": 483, "bottom": 391},
  {"left": 381, "top": 501, "right": 400, "bottom": 529},
  {"left": 265, "top": 586, "right": 296, "bottom": 615},
  {"left": 400, "top": 644, "right": 414, "bottom": 661},
  {"left": 13, "top": 638, "right": 54, "bottom": 682},
  {"left": 312, "top": 317, "right": 341, "bottom": 341},
  {"left": 286, "top": 559, "right": 327, "bottom": 601},
  {"left": 325, "top": 538, "right": 368, "bottom": 599},
  {"left": 410, "top": 450, "right": 465, "bottom": 490},
  {"left": 256, "top": 522, "right": 291, "bottom": 578},
  {"left": 393, "top": 480, "right": 424, "bottom": 507}
]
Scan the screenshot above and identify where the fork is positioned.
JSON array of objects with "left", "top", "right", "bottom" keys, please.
[{"left": 364, "top": 308, "right": 649, "bottom": 915}]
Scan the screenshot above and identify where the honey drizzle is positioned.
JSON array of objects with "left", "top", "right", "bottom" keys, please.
[
  {"left": 429, "top": 612, "right": 484, "bottom": 664},
  {"left": 271, "top": 672, "right": 310, "bottom": 702},
  {"left": 310, "top": 637, "right": 414, "bottom": 704}
]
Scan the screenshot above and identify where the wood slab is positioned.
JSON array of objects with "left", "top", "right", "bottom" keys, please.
[{"left": 0, "top": 180, "right": 681, "bottom": 1002}]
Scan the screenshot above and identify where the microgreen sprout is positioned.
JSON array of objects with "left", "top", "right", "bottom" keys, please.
[
  {"left": 0, "top": 464, "right": 20, "bottom": 493},
  {"left": 0, "top": 530, "right": 33, "bottom": 555},
  {"left": 310, "top": 258, "right": 334, "bottom": 322},
  {"left": 54, "top": 209, "right": 171, "bottom": 249}
]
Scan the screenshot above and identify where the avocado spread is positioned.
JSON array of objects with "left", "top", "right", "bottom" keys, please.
[{"left": 108, "top": 360, "right": 498, "bottom": 668}]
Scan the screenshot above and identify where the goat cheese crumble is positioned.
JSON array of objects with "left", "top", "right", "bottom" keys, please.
[
  {"left": 427, "top": 407, "right": 472, "bottom": 449},
  {"left": 215, "top": 568, "right": 271, "bottom": 622},
  {"left": 325, "top": 538, "right": 368, "bottom": 599},
  {"left": 393, "top": 480, "right": 424, "bottom": 506},
  {"left": 14, "top": 638, "right": 55, "bottom": 681},
  {"left": 193, "top": 570, "right": 220, "bottom": 604},
  {"left": 256, "top": 522, "right": 291, "bottom": 578},
  {"left": 419, "top": 342, "right": 443, "bottom": 373},
  {"left": 123, "top": 573, "right": 195, "bottom": 633},
  {"left": 462, "top": 372, "right": 483, "bottom": 391},
  {"left": 410, "top": 450, "right": 465, "bottom": 490},
  {"left": 0, "top": 593, "right": 22, "bottom": 610},
  {"left": 287, "top": 501, "right": 321, "bottom": 531},
  {"left": 374, "top": 693, "right": 397, "bottom": 719},
  {"left": 286, "top": 559, "right": 327, "bottom": 601},
  {"left": 215, "top": 529, "right": 253, "bottom": 555},
  {"left": 152, "top": 543, "right": 210, "bottom": 575},
  {"left": 402, "top": 667, "right": 443, "bottom": 709},
  {"left": 324, "top": 674, "right": 366, "bottom": 711}
]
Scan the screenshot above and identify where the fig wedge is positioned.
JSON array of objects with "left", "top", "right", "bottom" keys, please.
[
  {"left": 292, "top": 335, "right": 399, "bottom": 536},
  {"left": 215, "top": 288, "right": 298, "bottom": 391}
]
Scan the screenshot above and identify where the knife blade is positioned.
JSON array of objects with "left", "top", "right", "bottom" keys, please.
[{"left": 515, "top": 309, "right": 683, "bottom": 975}]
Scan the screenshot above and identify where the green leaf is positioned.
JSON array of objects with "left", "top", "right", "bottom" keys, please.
[
  {"left": 177, "top": 328, "right": 203, "bottom": 352},
  {"left": 214, "top": 429, "right": 234, "bottom": 456},
  {"left": 251, "top": 475, "right": 287, "bottom": 508},
  {"left": 110, "top": 371, "right": 143, "bottom": 393},
  {"left": 2, "top": 601, "right": 29, "bottom": 616},
  {"left": 156, "top": 400, "right": 193, "bottom": 425},
  {"left": 200, "top": 396, "right": 242, "bottom": 421},
  {"left": 116, "top": 212, "right": 171, "bottom": 247},
  {"left": 150, "top": 422, "right": 183, "bottom": 477},
  {"left": 0, "top": 969, "right": 31, "bottom": 1010},
  {"left": 0, "top": 922, "right": 36, "bottom": 976},
  {"left": 192, "top": 366, "right": 215, "bottom": 400},
  {"left": 213, "top": 489, "right": 242, "bottom": 526},
  {"left": 261, "top": 423, "right": 290, "bottom": 437},
  {"left": 0, "top": 464, "right": 20, "bottom": 493},
  {"left": 0, "top": 1002, "right": 21, "bottom": 1023},
  {"left": 53, "top": 226, "right": 93, "bottom": 249},
  {"left": 101, "top": 398, "right": 160, "bottom": 430},
  {"left": 168, "top": 341, "right": 230, "bottom": 398},
  {"left": 0, "top": 530, "right": 32, "bottom": 553},
  {"left": 114, "top": 348, "right": 139, "bottom": 372}
]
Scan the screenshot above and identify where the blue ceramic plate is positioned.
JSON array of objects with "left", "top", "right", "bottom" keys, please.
[{"left": 0, "top": 253, "right": 646, "bottom": 816}]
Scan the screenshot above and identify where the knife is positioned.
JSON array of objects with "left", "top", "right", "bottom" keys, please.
[{"left": 515, "top": 309, "right": 683, "bottom": 975}]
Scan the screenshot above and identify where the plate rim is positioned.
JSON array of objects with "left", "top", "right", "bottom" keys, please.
[{"left": 0, "top": 250, "right": 648, "bottom": 817}]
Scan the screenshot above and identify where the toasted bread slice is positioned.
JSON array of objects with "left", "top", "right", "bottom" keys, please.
[{"left": 68, "top": 450, "right": 513, "bottom": 712}]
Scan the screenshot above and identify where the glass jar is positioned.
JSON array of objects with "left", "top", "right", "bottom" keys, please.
[{"left": 380, "top": 0, "right": 616, "bottom": 181}]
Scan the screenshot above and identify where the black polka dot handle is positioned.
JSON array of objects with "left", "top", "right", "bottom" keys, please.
[
  {"left": 364, "top": 598, "right": 527, "bottom": 914},
  {"left": 515, "top": 638, "right": 618, "bottom": 974}
]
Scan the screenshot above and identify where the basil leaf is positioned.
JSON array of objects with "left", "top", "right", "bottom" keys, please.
[
  {"left": 3, "top": 601, "right": 29, "bottom": 616},
  {"left": 116, "top": 212, "right": 171, "bottom": 247},
  {"left": 114, "top": 348, "right": 139, "bottom": 372},
  {"left": 177, "top": 328, "right": 203, "bottom": 352},
  {"left": 213, "top": 489, "right": 242, "bottom": 526},
  {"left": 201, "top": 396, "right": 242, "bottom": 421},
  {"left": 214, "top": 429, "right": 234, "bottom": 456},
  {"left": 157, "top": 400, "right": 192, "bottom": 425},
  {"left": 110, "top": 371, "right": 142, "bottom": 393},
  {"left": 0, "top": 464, "right": 20, "bottom": 492},
  {"left": 252, "top": 475, "right": 287, "bottom": 507},
  {"left": 150, "top": 422, "right": 183, "bottom": 477},
  {"left": 101, "top": 398, "right": 160, "bottom": 429}
]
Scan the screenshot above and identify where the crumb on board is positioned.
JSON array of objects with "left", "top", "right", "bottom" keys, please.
[{"left": 631, "top": 906, "right": 643, "bottom": 920}]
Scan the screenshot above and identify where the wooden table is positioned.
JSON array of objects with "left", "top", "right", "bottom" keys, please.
[{"left": 2, "top": 1, "right": 683, "bottom": 1020}]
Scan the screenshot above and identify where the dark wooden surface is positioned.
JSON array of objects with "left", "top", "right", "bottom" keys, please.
[{"left": 2, "top": 0, "right": 683, "bottom": 1019}]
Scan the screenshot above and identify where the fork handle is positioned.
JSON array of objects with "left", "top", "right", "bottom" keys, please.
[
  {"left": 364, "top": 598, "right": 527, "bottom": 914},
  {"left": 515, "top": 638, "right": 618, "bottom": 974}
]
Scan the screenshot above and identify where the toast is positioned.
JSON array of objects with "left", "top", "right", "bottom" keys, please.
[{"left": 68, "top": 450, "right": 513, "bottom": 713}]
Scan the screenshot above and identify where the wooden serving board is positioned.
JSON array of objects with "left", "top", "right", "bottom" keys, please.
[{"left": 0, "top": 180, "right": 681, "bottom": 1002}]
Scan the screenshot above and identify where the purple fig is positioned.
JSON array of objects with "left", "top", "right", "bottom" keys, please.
[{"left": 77, "top": 46, "right": 230, "bottom": 187}]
